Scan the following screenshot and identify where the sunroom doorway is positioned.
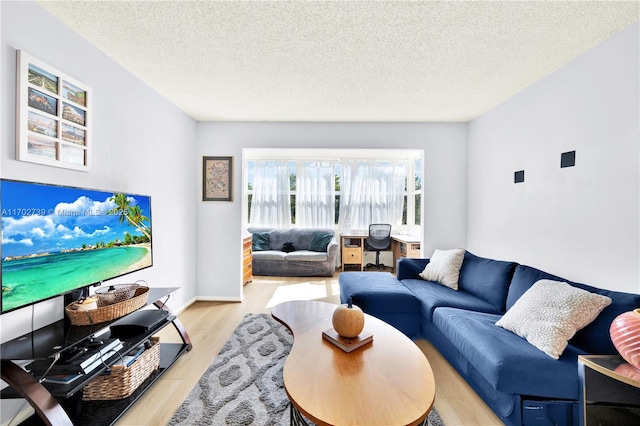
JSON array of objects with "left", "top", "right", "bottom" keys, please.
[{"left": 241, "top": 148, "right": 424, "bottom": 300}]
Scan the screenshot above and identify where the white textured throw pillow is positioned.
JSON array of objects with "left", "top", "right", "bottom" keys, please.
[
  {"left": 419, "top": 248, "right": 465, "bottom": 290},
  {"left": 496, "top": 279, "right": 612, "bottom": 359}
]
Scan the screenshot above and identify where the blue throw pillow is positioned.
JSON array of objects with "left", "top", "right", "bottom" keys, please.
[
  {"left": 252, "top": 232, "right": 270, "bottom": 251},
  {"left": 458, "top": 251, "right": 517, "bottom": 312},
  {"left": 309, "top": 231, "right": 333, "bottom": 252}
]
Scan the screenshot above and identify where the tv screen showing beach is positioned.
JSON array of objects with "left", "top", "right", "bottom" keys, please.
[{"left": 1, "top": 179, "right": 152, "bottom": 314}]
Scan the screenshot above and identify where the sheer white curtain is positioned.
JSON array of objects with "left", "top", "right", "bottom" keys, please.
[
  {"left": 296, "top": 160, "right": 335, "bottom": 227},
  {"left": 339, "top": 159, "right": 406, "bottom": 231},
  {"left": 249, "top": 160, "right": 291, "bottom": 227},
  {"left": 370, "top": 160, "right": 406, "bottom": 224}
]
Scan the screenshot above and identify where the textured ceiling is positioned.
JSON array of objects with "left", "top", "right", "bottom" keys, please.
[{"left": 38, "top": 1, "right": 639, "bottom": 122}]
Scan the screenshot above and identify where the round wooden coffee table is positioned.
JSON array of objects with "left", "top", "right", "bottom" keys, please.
[{"left": 272, "top": 300, "right": 435, "bottom": 426}]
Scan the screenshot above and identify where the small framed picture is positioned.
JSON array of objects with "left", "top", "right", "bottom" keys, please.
[
  {"left": 203, "top": 156, "right": 233, "bottom": 201},
  {"left": 16, "top": 50, "right": 91, "bottom": 171}
]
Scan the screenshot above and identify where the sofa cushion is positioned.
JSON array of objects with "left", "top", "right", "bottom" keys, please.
[
  {"left": 309, "top": 231, "right": 334, "bottom": 252},
  {"left": 339, "top": 272, "right": 422, "bottom": 337},
  {"left": 401, "top": 278, "right": 502, "bottom": 320},
  {"left": 252, "top": 232, "right": 270, "bottom": 251},
  {"left": 433, "top": 307, "right": 583, "bottom": 400},
  {"left": 419, "top": 248, "right": 465, "bottom": 289},
  {"left": 339, "top": 272, "right": 420, "bottom": 313},
  {"left": 397, "top": 258, "right": 430, "bottom": 281},
  {"left": 251, "top": 250, "right": 287, "bottom": 261},
  {"left": 509, "top": 265, "right": 640, "bottom": 354},
  {"left": 285, "top": 250, "right": 328, "bottom": 262},
  {"left": 458, "top": 251, "right": 517, "bottom": 313},
  {"left": 496, "top": 280, "right": 611, "bottom": 359}
]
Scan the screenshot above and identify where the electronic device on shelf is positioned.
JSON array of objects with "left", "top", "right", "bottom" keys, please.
[
  {"left": 1, "top": 178, "right": 153, "bottom": 314},
  {"left": 110, "top": 309, "right": 171, "bottom": 338},
  {"left": 1, "top": 287, "right": 192, "bottom": 426},
  {"left": 28, "top": 338, "right": 124, "bottom": 376}
]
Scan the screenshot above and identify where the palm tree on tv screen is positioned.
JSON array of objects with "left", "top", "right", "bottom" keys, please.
[
  {"left": 128, "top": 205, "right": 151, "bottom": 238},
  {"left": 108, "top": 193, "right": 151, "bottom": 241}
]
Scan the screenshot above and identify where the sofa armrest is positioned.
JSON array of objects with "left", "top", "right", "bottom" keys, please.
[
  {"left": 327, "top": 240, "right": 339, "bottom": 259},
  {"left": 396, "top": 258, "right": 429, "bottom": 281}
]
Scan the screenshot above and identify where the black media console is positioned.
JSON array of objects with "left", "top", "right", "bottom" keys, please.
[{"left": 0, "top": 287, "right": 192, "bottom": 426}]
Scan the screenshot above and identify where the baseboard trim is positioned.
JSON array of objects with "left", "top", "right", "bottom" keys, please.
[
  {"left": 196, "top": 296, "right": 243, "bottom": 303},
  {"left": 173, "top": 297, "right": 198, "bottom": 315},
  {"left": 172, "top": 296, "right": 243, "bottom": 314}
]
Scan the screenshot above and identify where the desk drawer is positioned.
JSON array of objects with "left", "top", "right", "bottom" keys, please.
[{"left": 343, "top": 248, "right": 362, "bottom": 264}]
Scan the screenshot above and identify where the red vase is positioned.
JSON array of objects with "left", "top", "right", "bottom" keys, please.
[{"left": 610, "top": 308, "right": 640, "bottom": 370}]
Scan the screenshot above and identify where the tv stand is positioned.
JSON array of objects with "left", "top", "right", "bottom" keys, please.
[{"left": 1, "top": 287, "right": 192, "bottom": 426}]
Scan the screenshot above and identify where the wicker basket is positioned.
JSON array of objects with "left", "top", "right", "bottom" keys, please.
[
  {"left": 65, "top": 286, "right": 149, "bottom": 326},
  {"left": 83, "top": 337, "right": 160, "bottom": 401},
  {"left": 95, "top": 283, "right": 140, "bottom": 305}
]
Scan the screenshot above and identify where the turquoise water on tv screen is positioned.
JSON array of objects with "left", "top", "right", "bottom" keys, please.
[{"left": 2, "top": 246, "right": 149, "bottom": 312}]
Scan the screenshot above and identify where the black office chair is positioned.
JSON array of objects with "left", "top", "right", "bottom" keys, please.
[{"left": 364, "top": 224, "right": 392, "bottom": 271}]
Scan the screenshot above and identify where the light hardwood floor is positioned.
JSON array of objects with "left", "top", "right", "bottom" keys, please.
[{"left": 116, "top": 274, "right": 503, "bottom": 426}]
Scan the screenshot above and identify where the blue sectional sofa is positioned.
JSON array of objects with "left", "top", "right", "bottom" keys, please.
[{"left": 339, "top": 251, "right": 640, "bottom": 426}]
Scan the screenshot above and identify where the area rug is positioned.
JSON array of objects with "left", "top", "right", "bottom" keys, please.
[{"left": 168, "top": 313, "right": 444, "bottom": 426}]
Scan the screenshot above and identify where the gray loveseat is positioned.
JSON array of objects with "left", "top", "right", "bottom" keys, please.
[{"left": 247, "top": 228, "right": 338, "bottom": 277}]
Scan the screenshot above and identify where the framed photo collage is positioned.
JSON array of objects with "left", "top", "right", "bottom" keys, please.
[{"left": 16, "top": 50, "right": 92, "bottom": 171}]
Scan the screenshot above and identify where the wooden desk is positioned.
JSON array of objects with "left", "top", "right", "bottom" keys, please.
[
  {"left": 272, "top": 300, "right": 435, "bottom": 426},
  {"left": 392, "top": 234, "right": 422, "bottom": 262},
  {"left": 341, "top": 233, "right": 421, "bottom": 271}
]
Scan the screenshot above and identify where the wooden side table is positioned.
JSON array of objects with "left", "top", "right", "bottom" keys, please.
[
  {"left": 341, "top": 234, "right": 365, "bottom": 271},
  {"left": 578, "top": 355, "right": 640, "bottom": 425},
  {"left": 242, "top": 236, "right": 252, "bottom": 285}
]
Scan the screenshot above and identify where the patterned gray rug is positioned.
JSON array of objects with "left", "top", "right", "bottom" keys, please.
[{"left": 168, "top": 313, "right": 444, "bottom": 426}]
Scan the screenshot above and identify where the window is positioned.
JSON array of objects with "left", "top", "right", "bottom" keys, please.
[
  {"left": 245, "top": 150, "right": 422, "bottom": 231},
  {"left": 414, "top": 157, "right": 422, "bottom": 225}
]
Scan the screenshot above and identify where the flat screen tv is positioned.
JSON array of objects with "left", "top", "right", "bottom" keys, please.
[{"left": 1, "top": 179, "right": 152, "bottom": 314}]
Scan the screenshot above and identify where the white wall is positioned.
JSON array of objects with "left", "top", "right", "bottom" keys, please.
[
  {"left": 1, "top": 1, "right": 198, "bottom": 344},
  {"left": 196, "top": 122, "right": 468, "bottom": 299},
  {"left": 467, "top": 22, "right": 639, "bottom": 293}
]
